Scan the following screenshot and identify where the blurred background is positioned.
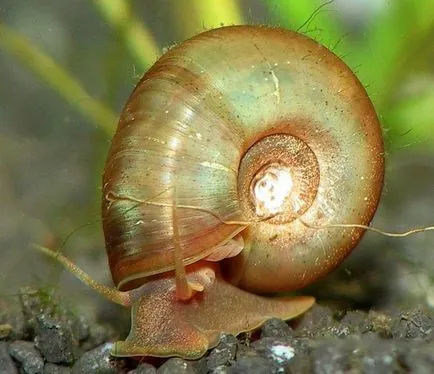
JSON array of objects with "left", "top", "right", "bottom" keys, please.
[{"left": 1, "top": 0, "right": 434, "bottom": 325}]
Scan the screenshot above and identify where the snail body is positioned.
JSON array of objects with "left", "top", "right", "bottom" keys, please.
[{"left": 38, "top": 25, "right": 384, "bottom": 358}]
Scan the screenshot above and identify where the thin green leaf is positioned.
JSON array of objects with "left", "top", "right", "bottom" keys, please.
[
  {"left": 348, "top": 0, "right": 434, "bottom": 110},
  {"left": 170, "top": 0, "right": 244, "bottom": 39},
  {"left": 93, "top": 0, "right": 160, "bottom": 71},
  {"left": 0, "top": 22, "right": 117, "bottom": 136}
]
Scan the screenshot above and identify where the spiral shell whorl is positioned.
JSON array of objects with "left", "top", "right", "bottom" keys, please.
[{"left": 102, "top": 25, "right": 384, "bottom": 291}]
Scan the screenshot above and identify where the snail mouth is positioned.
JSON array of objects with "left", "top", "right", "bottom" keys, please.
[{"left": 238, "top": 133, "right": 320, "bottom": 225}]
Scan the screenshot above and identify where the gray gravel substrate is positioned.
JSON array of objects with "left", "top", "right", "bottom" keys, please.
[{"left": 1, "top": 289, "right": 434, "bottom": 373}]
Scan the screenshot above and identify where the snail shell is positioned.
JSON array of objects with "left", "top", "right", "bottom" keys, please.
[
  {"left": 102, "top": 25, "right": 384, "bottom": 294},
  {"left": 35, "top": 25, "right": 385, "bottom": 359}
]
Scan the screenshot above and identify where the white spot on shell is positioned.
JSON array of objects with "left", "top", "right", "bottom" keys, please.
[
  {"left": 265, "top": 61, "right": 281, "bottom": 104},
  {"left": 145, "top": 136, "right": 166, "bottom": 145},
  {"left": 200, "top": 161, "right": 233, "bottom": 173}
]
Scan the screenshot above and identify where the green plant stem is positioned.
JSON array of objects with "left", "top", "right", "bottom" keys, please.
[
  {"left": 0, "top": 22, "right": 117, "bottom": 137},
  {"left": 171, "top": 0, "right": 244, "bottom": 38},
  {"left": 93, "top": 0, "right": 160, "bottom": 71}
]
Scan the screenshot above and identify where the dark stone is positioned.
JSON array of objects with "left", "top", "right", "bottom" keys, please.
[
  {"left": 206, "top": 334, "right": 237, "bottom": 370},
  {"left": 358, "top": 334, "right": 401, "bottom": 374},
  {"left": 20, "top": 288, "right": 47, "bottom": 318},
  {"left": 339, "top": 310, "right": 371, "bottom": 333},
  {"left": 9, "top": 340, "right": 44, "bottom": 374},
  {"left": 310, "top": 337, "right": 354, "bottom": 374},
  {"left": 208, "top": 365, "right": 231, "bottom": 374},
  {"left": 0, "top": 341, "right": 18, "bottom": 374},
  {"left": 6, "top": 311, "right": 27, "bottom": 341},
  {"left": 188, "top": 357, "right": 207, "bottom": 374},
  {"left": 157, "top": 358, "right": 197, "bottom": 373},
  {"left": 309, "top": 334, "right": 405, "bottom": 374},
  {"left": 228, "top": 356, "right": 273, "bottom": 374},
  {"left": 391, "top": 309, "right": 434, "bottom": 340},
  {"left": 71, "top": 343, "right": 119, "bottom": 374},
  {"left": 398, "top": 341, "right": 434, "bottom": 374},
  {"left": 80, "top": 323, "right": 113, "bottom": 351},
  {"left": 286, "top": 352, "right": 312, "bottom": 373},
  {"left": 260, "top": 318, "right": 294, "bottom": 339},
  {"left": 19, "top": 288, "right": 55, "bottom": 336},
  {"left": 293, "top": 305, "right": 335, "bottom": 336},
  {"left": 252, "top": 337, "right": 295, "bottom": 369},
  {"left": 69, "top": 315, "right": 89, "bottom": 343},
  {"left": 43, "top": 363, "right": 72, "bottom": 374},
  {"left": 35, "top": 314, "right": 75, "bottom": 364},
  {"left": 127, "top": 362, "right": 157, "bottom": 374}
]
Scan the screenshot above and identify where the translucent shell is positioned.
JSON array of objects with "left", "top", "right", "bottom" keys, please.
[{"left": 102, "top": 25, "right": 384, "bottom": 291}]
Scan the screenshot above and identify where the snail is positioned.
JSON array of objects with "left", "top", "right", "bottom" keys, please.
[{"left": 35, "top": 25, "right": 384, "bottom": 359}]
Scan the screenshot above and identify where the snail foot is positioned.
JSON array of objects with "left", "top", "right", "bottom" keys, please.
[{"left": 112, "top": 263, "right": 314, "bottom": 358}]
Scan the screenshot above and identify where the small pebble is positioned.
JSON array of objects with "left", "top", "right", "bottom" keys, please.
[
  {"left": 252, "top": 337, "right": 295, "bottom": 368},
  {"left": 0, "top": 341, "right": 18, "bottom": 374},
  {"left": 209, "top": 365, "right": 231, "bottom": 374},
  {"left": 339, "top": 310, "right": 371, "bottom": 333},
  {"left": 260, "top": 318, "right": 293, "bottom": 339},
  {"left": 35, "top": 314, "right": 75, "bottom": 364},
  {"left": 71, "top": 343, "right": 118, "bottom": 374},
  {"left": 360, "top": 336, "right": 399, "bottom": 374},
  {"left": 311, "top": 337, "right": 352, "bottom": 374},
  {"left": 228, "top": 356, "right": 272, "bottom": 374},
  {"left": 157, "top": 358, "right": 197, "bottom": 373},
  {"left": 81, "top": 323, "right": 112, "bottom": 351},
  {"left": 43, "top": 363, "right": 72, "bottom": 374},
  {"left": 69, "top": 315, "right": 90, "bottom": 343},
  {"left": 391, "top": 309, "right": 434, "bottom": 340},
  {"left": 127, "top": 362, "right": 157, "bottom": 374},
  {"left": 287, "top": 352, "right": 312, "bottom": 373},
  {"left": 20, "top": 288, "right": 53, "bottom": 320},
  {"left": 398, "top": 341, "right": 434, "bottom": 374},
  {"left": 206, "top": 334, "right": 237, "bottom": 370},
  {"left": 294, "top": 305, "right": 335, "bottom": 335},
  {"left": 9, "top": 340, "right": 44, "bottom": 374}
]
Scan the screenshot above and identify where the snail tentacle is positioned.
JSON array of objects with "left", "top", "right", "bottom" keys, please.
[
  {"left": 172, "top": 186, "right": 204, "bottom": 301},
  {"left": 32, "top": 244, "right": 131, "bottom": 307}
]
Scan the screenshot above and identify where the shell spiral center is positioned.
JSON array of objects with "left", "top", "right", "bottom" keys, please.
[{"left": 238, "top": 134, "right": 320, "bottom": 224}]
